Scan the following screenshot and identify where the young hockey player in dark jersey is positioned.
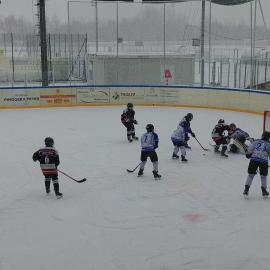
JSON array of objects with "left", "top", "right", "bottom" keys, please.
[
  {"left": 178, "top": 113, "right": 196, "bottom": 149},
  {"left": 211, "top": 119, "right": 231, "bottom": 157},
  {"left": 121, "top": 103, "right": 138, "bottom": 142},
  {"left": 228, "top": 123, "right": 253, "bottom": 154},
  {"left": 32, "top": 137, "right": 63, "bottom": 198},
  {"left": 138, "top": 124, "right": 161, "bottom": 179},
  {"left": 243, "top": 132, "right": 270, "bottom": 197}
]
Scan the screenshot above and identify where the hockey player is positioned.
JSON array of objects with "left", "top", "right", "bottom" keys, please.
[
  {"left": 243, "top": 131, "right": 270, "bottom": 197},
  {"left": 32, "top": 137, "right": 63, "bottom": 198},
  {"left": 121, "top": 103, "right": 138, "bottom": 142},
  {"left": 228, "top": 123, "right": 253, "bottom": 154},
  {"left": 178, "top": 113, "right": 196, "bottom": 149},
  {"left": 171, "top": 125, "right": 188, "bottom": 162},
  {"left": 211, "top": 119, "right": 231, "bottom": 157},
  {"left": 138, "top": 124, "right": 161, "bottom": 179}
]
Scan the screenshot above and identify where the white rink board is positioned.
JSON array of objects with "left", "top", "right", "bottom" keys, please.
[{"left": 0, "top": 85, "right": 270, "bottom": 114}]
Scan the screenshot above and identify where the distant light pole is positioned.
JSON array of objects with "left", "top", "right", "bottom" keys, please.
[
  {"left": 38, "top": 0, "right": 49, "bottom": 86},
  {"left": 116, "top": 1, "right": 119, "bottom": 57},
  {"left": 200, "top": 0, "right": 206, "bottom": 86},
  {"left": 208, "top": 0, "right": 212, "bottom": 85}
]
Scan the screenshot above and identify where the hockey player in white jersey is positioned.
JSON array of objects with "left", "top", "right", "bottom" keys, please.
[
  {"left": 138, "top": 124, "right": 161, "bottom": 179},
  {"left": 243, "top": 131, "right": 270, "bottom": 197},
  {"left": 171, "top": 125, "right": 188, "bottom": 162},
  {"left": 228, "top": 123, "right": 253, "bottom": 153}
]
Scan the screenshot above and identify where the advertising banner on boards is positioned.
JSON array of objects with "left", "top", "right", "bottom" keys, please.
[
  {"left": 0, "top": 89, "right": 40, "bottom": 107},
  {"left": 39, "top": 88, "right": 76, "bottom": 106},
  {"left": 110, "top": 88, "right": 145, "bottom": 104},
  {"left": 77, "top": 88, "right": 110, "bottom": 104}
]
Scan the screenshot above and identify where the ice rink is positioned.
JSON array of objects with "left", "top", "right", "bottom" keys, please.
[{"left": 0, "top": 106, "right": 269, "bottom": 270}]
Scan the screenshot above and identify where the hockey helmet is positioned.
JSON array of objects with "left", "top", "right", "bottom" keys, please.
[
  {"left": 261, "top": 131, "right": 270, "bottom": 142},
  {"left": 218, "top": 119, "right": 225, "bottom": 124},
  {"left": 146, "top": 124, "right": 154, "bottom": 132},
  {"left": 127, "top": 103, "right": 133, "bottom": 109},
  {"left": 229, "top": 123, "right": 236, "bottom": 131},
  {"left": 45, "top": 137, "right": 54, "bottom": 147},
  {"left": 186, "top": 113, "right": 193, "bottom": 121}
]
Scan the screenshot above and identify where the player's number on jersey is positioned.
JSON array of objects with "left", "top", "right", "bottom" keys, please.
[{"left": 255, "top": 142, "right": 266, "bottom": 152}]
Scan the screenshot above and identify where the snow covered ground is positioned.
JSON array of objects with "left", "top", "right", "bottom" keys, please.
[{"left": 0, "top": 106, "right": 269, "bottom": 270}]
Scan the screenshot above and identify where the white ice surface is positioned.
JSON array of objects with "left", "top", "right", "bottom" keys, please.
[{"left": 0, "top": 106, "right": 269, "bottom": 270}]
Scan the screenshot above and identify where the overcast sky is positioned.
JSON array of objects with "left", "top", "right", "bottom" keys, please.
[{"left": 0, "top": 0, "right": 270, "bottom": 25}]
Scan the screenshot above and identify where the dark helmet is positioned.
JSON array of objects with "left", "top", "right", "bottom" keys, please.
[
  {"left": 45, "top": 137, "right": 54, "bottom": 147},
  {"left": 261, "top": 131, "right": 270, "bottom": 142},
  {"left": 186, "top": 113, "right": 193, "bottom": 121},
  {"left": 229, "top": 123, "right": 236, "bottom": 131},
  {"left": 127, "top": 103, "right": 133, "bottom": 109},
  {"left": 218, "top": 119, "right": 225, "bottom": 124},
  {"left": 146, "top": 124, "right": 154, "bottom": 132}
]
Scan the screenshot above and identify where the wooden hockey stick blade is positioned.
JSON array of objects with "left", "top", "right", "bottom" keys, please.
[{"left": 127, "top": 169, "right": 135, "bottom": 173}]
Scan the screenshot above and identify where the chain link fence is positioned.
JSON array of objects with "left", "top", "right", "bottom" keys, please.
[{"left": 0, "top": 1, "right": 270, "bottom": 88}]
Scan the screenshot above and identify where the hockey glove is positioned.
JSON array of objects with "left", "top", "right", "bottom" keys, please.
[
  {"left": 246, "top": 153, "right": 252, "bottom": 159},
  {"left": 133, "top": 120, "right": 138, "bottom": 125},
  {"left": 191, "top": 132, "right": 196, "bottom": 138}
]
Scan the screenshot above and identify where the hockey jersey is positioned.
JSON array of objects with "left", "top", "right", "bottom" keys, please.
[
  {"left": 141, "top": 132, "right": 159, "bottom": 152},
  {"left": 178, "top": 116, "right": 193, "bottom": 134},
  {"left": 121, "top": 108, "right": 135, "bottom": 124},
  {"left": 171, "top": 126, "right": 186, "bottom": 142},
  {"left": 231, "top": 128, "right": 250, "bottom": 141},
  {"left": 247, "top": 139, "right": 270, "bottom": 163},
  {"left": 211, "top": 123, "right": 230, "bottom": 141},
  {"left": 33, "top": 146, "right": 60, "bottom": 176}
]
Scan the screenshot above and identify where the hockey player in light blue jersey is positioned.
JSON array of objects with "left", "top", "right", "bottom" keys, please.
[
  {"left": 243, "top": 131, "right": 270, "bottom": 197},
  {"left": 178, "top": 113, "right": 195, "bottom": 149},
  {"left": 171, "top": 125, "right": 188, "bottom": 162},
  {"left": 138, "top": 124, "right": 161, "bottom": 179}
]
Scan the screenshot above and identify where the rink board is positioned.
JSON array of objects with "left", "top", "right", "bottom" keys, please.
[{"left": 0, "top": 85, "right": 269, "bottom": 114}]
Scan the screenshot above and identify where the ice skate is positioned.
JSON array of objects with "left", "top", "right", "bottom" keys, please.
[
  {"left": 243, "top": 185, "right": 249, "bottom": 197},
  {"left": 181, "top": 155, "right": 188, "bottom": 162},
  {"left": 138, "top": 169, "right": 144, "bottom": 177},
  {"left": 221, "top": 146, "right": 228, "bottom": 157},
  {"left": 261, "top": 187, "right": 269, "bottom": 198},
  {"left": 152, "top": 171, "right": 161, "bottom": 179},
  {"left": 56, "top": 192, "right": 63, "bottom": 199}
]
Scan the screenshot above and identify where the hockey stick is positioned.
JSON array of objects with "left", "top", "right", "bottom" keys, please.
[
  {"left": 57, "top": 169, "right": 87, "bottom": 183},
  {"left": 194, "top": 137, "right": 209, "bottom": 151},
  {"left": 127, "top": 163, "right": 142, "bottom": 173}
]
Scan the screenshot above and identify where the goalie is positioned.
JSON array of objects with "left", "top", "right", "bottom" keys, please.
[{"left": 228, "top": 123, "right": 253, "bottom": 154}]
